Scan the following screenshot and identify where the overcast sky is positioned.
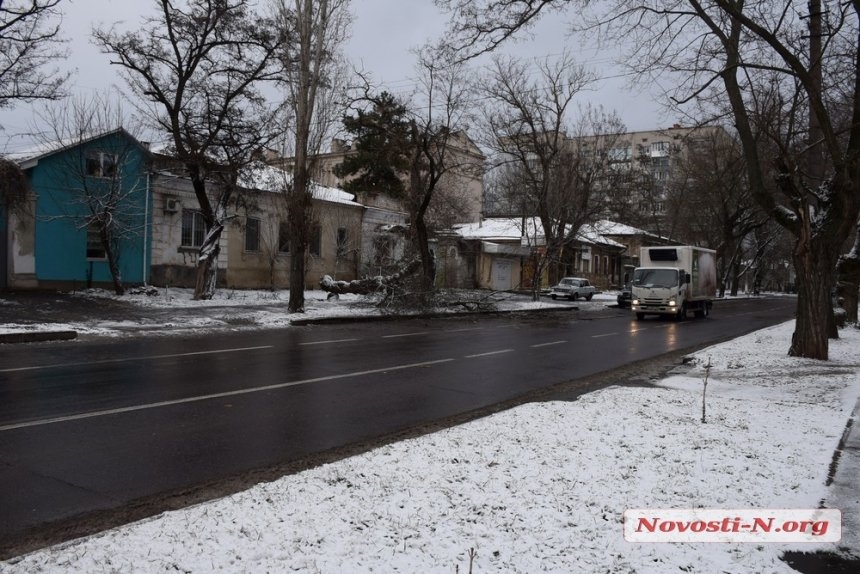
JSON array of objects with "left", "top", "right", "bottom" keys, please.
[{"left": 0, "top": 0, "right": 668, "bottom": 155}]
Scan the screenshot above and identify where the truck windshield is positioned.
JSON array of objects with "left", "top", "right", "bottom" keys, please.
[{"left": 633, "top": 268, "right": 678, "bottom": 288}]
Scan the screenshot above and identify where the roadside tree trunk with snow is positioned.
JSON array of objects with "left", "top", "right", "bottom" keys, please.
[
  {"left": 94, "top": 0, "right": 285, "bottom": 300},
  {"left": 837, "top": 221, "right": 860, "bottom": 324}
]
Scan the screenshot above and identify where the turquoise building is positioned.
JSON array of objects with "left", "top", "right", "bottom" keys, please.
[{"left": 9, "top": 128, "right": 152, "bottom": 290}]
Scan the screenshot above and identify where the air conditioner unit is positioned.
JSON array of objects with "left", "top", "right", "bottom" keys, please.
[{"left": 164, "top": 198, "right": 180, "bottom": 214}]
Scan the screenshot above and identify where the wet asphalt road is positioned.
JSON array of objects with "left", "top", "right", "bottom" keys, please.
[{"left": 0, "top": 296, "right": 796, "bottom": 556}]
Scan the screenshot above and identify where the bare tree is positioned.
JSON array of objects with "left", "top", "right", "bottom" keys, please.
[
  {"left": 94, "top": 0, "right": 285, "bottom": 300},
  {"left": 0, "top": 0, "right": 68, "bottom": 109},
  {"left": 274, "top": 0, "right": 350, "bottom": 312},
  {"left": 409, "top": 56, "right": 476, "bottom": 298},
  {"left": 480, "top": 53, "right": 627, "bottom": 296},
  {"left": 438, "top": 0, "right": 860, "bottom": 359},
  {"left": 35, "top": 94, "right": 148, "bottom": 294},
  {"left": 664, "top": 127, "right": 767, "bottom": 296}
]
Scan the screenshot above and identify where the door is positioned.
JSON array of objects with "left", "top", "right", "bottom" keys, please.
[{"left": 491, "top": 258, "right": 513, "bottom": 291}]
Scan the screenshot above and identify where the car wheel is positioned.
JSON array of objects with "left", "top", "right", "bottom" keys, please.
[
  {"left": 551, "top": 294, "right": 557, "bottom": 300},
  {"left": 572, "top": 292, "right": 579, "bottom": 301},
  {"left": 585, "top": 293, "right": 593, "bottom": 301}
]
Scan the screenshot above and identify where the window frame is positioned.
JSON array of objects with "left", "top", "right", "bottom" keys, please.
[
  {"left": 336, "top": 227, "right": 349, "bottom": 258},
  {"left": 309, "top": 224, "right": 322, "bottom": 257},
  {"left": 85, "top": 222, "right": 107, "bottom": 260},
  {"left": 244, "top": 217, "right": 261, "bottom": 253},
  {"left": 278, "top": 221, "right": 290, "bottom": 254},
  {"left": 181, "top": 209, "right": 207, "bottom": 249},
  {"left": 86, "top": 151, "right": 119, "bottom": 179}
]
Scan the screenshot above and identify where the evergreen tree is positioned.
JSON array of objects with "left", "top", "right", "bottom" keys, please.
[{"left": 334, "top": 92, "right": 412, "bottom": 197}]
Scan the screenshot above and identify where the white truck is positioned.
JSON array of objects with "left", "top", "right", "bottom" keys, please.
[{"left": 631, "top": 246, "right": 717, "bottom": 320}]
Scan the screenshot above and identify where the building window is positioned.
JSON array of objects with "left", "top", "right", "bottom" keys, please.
[
  {"left": 244, "top": 217, "right": 261, "bottom": 252},
  {"left": 86, "top": 151, "right": 118, "bottom": 178},
  {"left": 336, "top": 227, "right": 348, "bottom": 257},
  {"left": 608, "top": 146, "right": 632, "bottom": 161},
  {"left": 650, "top": 141, "right": 669, "bottom": 157},
  {"left": 181, "top": 209, "right": 206, "bottom": 248},
  {"left": 86, "top": 223, "right": 106, "bottom": 259},
  {"left": 278, "top": 221, "right": 290, "bottom": 253},
  {"left": 309, "top": 224, "right": 322, "bottom": 256}
]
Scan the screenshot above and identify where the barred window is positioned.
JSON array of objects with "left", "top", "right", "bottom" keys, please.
[{"left": 181, "top": 209, "right": 206, "bottom": 247}]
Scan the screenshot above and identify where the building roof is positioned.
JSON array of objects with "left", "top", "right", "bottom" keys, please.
[
  {"left": 10, "top": 127, "right": 149, "bottom": 169},
  {"left": 453, "top": 217, "right": 627, "bottom": 249},
  {"left": 239, "top": 162, "right": 362, "bottom": 207}
]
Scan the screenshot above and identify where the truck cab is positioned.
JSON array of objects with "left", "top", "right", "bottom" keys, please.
[
  {"left": 630, "top": 246, "right": 716, "bottom": 320},
  {"left": 631, "top": 267, "right": 687, "bottom": 319}
]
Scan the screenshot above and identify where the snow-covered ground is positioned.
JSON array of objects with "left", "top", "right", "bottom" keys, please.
[
  {"left": 0, "top": 287, "right": 603, "bottom": 337},
  {"left": 2, "top": 320, "right": 858, "bottom": 573}
]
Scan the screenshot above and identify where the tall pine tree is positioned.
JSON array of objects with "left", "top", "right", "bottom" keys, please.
[{"left": 334, "top": 92, "right": 412, "bottom": 197}]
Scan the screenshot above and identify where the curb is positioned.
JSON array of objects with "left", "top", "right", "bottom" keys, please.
[
  {"left": 0, "top": 331, "right": 78, "bottom": 344},
  {"left": 290, "top": 305, "right": 580, "bottom": 326}
]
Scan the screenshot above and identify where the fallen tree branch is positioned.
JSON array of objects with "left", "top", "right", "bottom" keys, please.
[{"left": 319, "top": 259, "right": 422, "bottom": 297}]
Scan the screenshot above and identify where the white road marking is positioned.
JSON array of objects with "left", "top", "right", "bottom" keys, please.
[
  {"left": 447, "top": 328, "right": 483, "bottom": 333},
  {"left": 0, "top": 346, "right": 275, "bottom": 374},
  {"left": 465, "top": 349, "right": 514, "bottom": 358},
  {"left": 591, "top": 332, "right": 618, "bottom": 339},
  {"left": 0, "top": 358, "right": 456, "bottom": 432},
  {"left": 381, "top": 332, "right": 430, "bottom": 339},
  {"left": 530, "top": 341, "right": 567, "bottom": 348},
  {"left": 299, "top": 338, "right": 359, "bottom": 346}
]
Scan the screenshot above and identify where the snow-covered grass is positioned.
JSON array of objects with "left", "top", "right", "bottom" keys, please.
[
  {"left": 2, "top": 321, "right": 858, "bottom": 573},
  {"left": 1, "top": 287, "right": 588, "bottom": 337}
]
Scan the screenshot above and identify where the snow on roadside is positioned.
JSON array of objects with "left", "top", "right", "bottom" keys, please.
[
  {"left": 2, "top": 321, "right": 858, "bottom": 573},
  {"left": 1, "top": 288, "right": 588, "bottom": 337}
]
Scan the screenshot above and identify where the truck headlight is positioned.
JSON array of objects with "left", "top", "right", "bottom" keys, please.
[
  {"left": 668, "top": 300, "right": 676, "bottom": 307},
  {"left": 632, "top": 298, "right": 639, "bottom": 305}
]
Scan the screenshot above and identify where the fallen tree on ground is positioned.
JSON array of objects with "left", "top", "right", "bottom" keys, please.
[{"left": 319, "top": 259, "right": 421, "bottom": 300}]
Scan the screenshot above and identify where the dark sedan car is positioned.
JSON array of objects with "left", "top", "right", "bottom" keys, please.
[{"left": 617, "top": 283, "right": 632, "bottom": 308}]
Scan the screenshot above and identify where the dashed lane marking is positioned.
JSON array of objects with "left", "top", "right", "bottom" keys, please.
[
  {"left": 0, "top": 358, "right": 455, "bottom": 432},
  {"left": 0, "top": 345, "right": 275, "bottom": 374},
  {"left": 530, "top": 341, "right": 568, "bottom": 348},
  {"left": 465, "top": 349, "right": 514, "bottom": 358},
  {"left": 299, "top": 338, "right": 359, "bottom": 346}
]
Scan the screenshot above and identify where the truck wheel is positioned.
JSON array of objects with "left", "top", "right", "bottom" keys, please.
[
  {"left": 694, "top": 305, "right": 709, "bottom": 319},
  {"left": 585, "top": 293, "right": 593, "bottom": 301},
  {"left": 636, "top": 313, "right": 645, "bottom": 320},
  {"left": 675, "top": 303, "right": 687, "bottom": 321}
]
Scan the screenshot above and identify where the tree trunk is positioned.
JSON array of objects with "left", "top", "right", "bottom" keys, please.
[
  {"left": 789, "top": 230, "right": 838, "bottom": 359},
  {"left": 193, "top": 222, "right": 223, "bottom": 300},
  {"left": 287, "top": 193, "right": 310, "bottom": 313},
  {"left": 836, "top": 221, "right": 860, "bottom": 324},
  {"left": 414, "top": 213, "right": 435, "bottom": 295},
  {"left": 100, "top": 226, "right": 124, "bottom": 296},
  {"left": 730, "top": 258, "right": 741, "bottom": 296}
]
